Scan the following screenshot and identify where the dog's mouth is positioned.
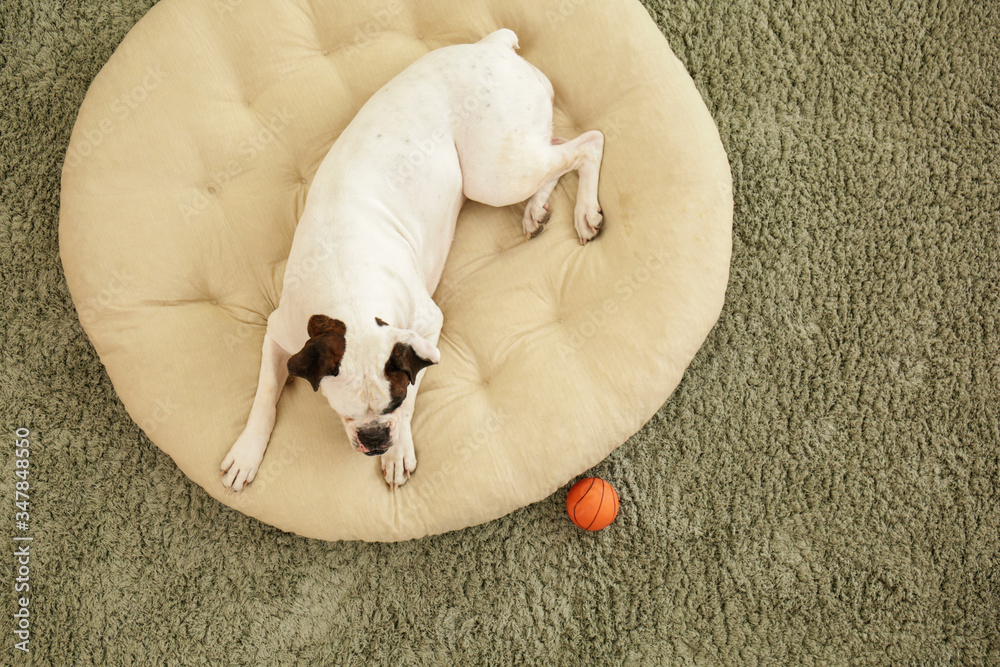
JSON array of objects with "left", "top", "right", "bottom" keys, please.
[{"left": 353, "top": 440, "right": 391, "bottom": 457}]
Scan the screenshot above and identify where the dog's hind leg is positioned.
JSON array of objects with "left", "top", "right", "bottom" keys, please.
[
  {"left": 518, "top": 131, "right": 605, "bottom": 244},
  {"left": 567, "top": 130, "right": 605, "bottom": 244},
  {"left": 522, "top": 174, "right": 559, "bottom": 239}
]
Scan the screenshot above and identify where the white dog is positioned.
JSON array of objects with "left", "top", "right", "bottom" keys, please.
[{"left": 221, "top": 29, "right": 604, "bottom": 491}]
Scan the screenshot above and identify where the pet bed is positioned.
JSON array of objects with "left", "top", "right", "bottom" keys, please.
[{"left": 60, "top": 0, "right": 732, "bottom": 541}]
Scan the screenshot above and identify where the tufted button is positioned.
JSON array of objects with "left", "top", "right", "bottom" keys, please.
[
  {"left": 322, "top": 49, "right": 329, "bottom": 56},
  {"left": 244, "top": 99, "right": 251, "bottom": 107},
  {"left": 206, "top": 185, "right": 217, "bottom": 195},
  {"left": 300, "top": 177, "right": 307, "bottom": 185}
]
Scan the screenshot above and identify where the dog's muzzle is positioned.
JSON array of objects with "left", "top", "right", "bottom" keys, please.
[{"left": 356, "top": 423, "right": 391, "bottom": 456}]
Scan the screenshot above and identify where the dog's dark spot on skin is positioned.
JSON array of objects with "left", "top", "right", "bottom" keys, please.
[
  {"left": 382, "top": 393, "right": 405, "bottom": 416},
  {"left": 375, "top": 317, "right": 389, "bottom": 327},
  {"left": 287, "top": 315, "right": 347, "bottom": 391},
  {"left": 382, "top": 342, "right": 437, "bottom": 413},
  {"left": 383, "top": 366, "right": 409, "bottom": 415}
]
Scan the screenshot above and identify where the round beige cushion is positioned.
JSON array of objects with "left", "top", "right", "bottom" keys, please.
[{"left": 60, "top": 0, "right": 732, "bottom": 541}]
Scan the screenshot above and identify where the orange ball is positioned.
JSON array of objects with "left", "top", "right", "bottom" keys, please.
[{"left": 566, "top": 477, "right": 619, "bottom": 531}]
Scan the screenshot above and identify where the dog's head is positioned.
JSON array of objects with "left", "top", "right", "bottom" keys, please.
[{"left": 286, "top": 314, "right": 439, "bottom": 456}]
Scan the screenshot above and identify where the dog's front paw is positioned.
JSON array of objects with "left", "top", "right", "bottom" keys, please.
[
  {"left": 574, "top": 205, "right": 604, "bottom": 245},
  {"left": 380, "top": 440, "right": 416, "bottom": 491},
  {"left": 220, "top": 434, "right": 266, "bottom": 492}
]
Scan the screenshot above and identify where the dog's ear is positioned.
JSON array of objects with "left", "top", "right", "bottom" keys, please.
[
  {"left": 307, "top": 314, "right": 347, "bottom": 339},
  {"left": 385, "top": 341, "right": 437, "bottom": 386},
  {"left": 287, "top": 315, "right": 347, "bottom": 391},
  {"left": 381, "top": 330, "right": 439, "bottom": 414}
]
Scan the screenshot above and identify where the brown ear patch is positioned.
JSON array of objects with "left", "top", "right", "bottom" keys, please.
[
  {"left": 382, "top": 371, "right": 408, "bottom": 415},
  {"left": 382, "top": 342, "right": 437, "bottom": 414},
  {"left": 375, "top": 317, "right": 389, "bottom": 327},
  {"left": 287, "top": 315, "right": 347, "bottom": 391},
  {"left": 308, "top": 314, "right": 347, "bottom": 339}
]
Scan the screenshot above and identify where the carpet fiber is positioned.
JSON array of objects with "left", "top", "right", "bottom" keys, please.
[{"left": 2, "top": 0, "right": 998, "bottom": 663}]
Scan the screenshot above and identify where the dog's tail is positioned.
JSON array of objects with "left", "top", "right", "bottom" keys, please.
[{"left": 479, "top": 28, "right": 519, "bottom": 51}]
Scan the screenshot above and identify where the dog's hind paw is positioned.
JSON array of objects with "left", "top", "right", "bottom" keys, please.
[
  {"left": 575, "top": 206, "right": 604, "bottom": 245},
  {"left": 522, "top": 201, "right": 551, "bottom": 239}
]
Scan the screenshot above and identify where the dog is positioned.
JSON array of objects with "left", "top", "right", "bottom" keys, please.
[{"left": 220, "top": 28, "right": 604, "bottom": 491}]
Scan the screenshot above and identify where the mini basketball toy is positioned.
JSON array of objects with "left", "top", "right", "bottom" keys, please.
[{"left": 566, "top": 477, "right": 619, "bottom": 531}]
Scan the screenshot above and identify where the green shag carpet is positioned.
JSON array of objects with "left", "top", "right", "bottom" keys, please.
[{"left": 2, "top": 0, "right": 998, "bottom": 663}]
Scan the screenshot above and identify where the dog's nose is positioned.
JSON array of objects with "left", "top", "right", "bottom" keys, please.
[{"left": 356, "top": 424, "right": 391, "bottom": 456}]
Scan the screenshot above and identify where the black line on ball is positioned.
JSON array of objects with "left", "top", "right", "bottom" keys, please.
[
  {"left": 572, "top": 478, "right": 596, "bottom": 527},
  {"left": 585, "top": 480, "right": 606, "bottom": 531}
]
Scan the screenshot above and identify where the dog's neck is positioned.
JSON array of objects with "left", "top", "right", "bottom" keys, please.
[{"left": 336, "top": 246, "right": 423, "bottom": 334}]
